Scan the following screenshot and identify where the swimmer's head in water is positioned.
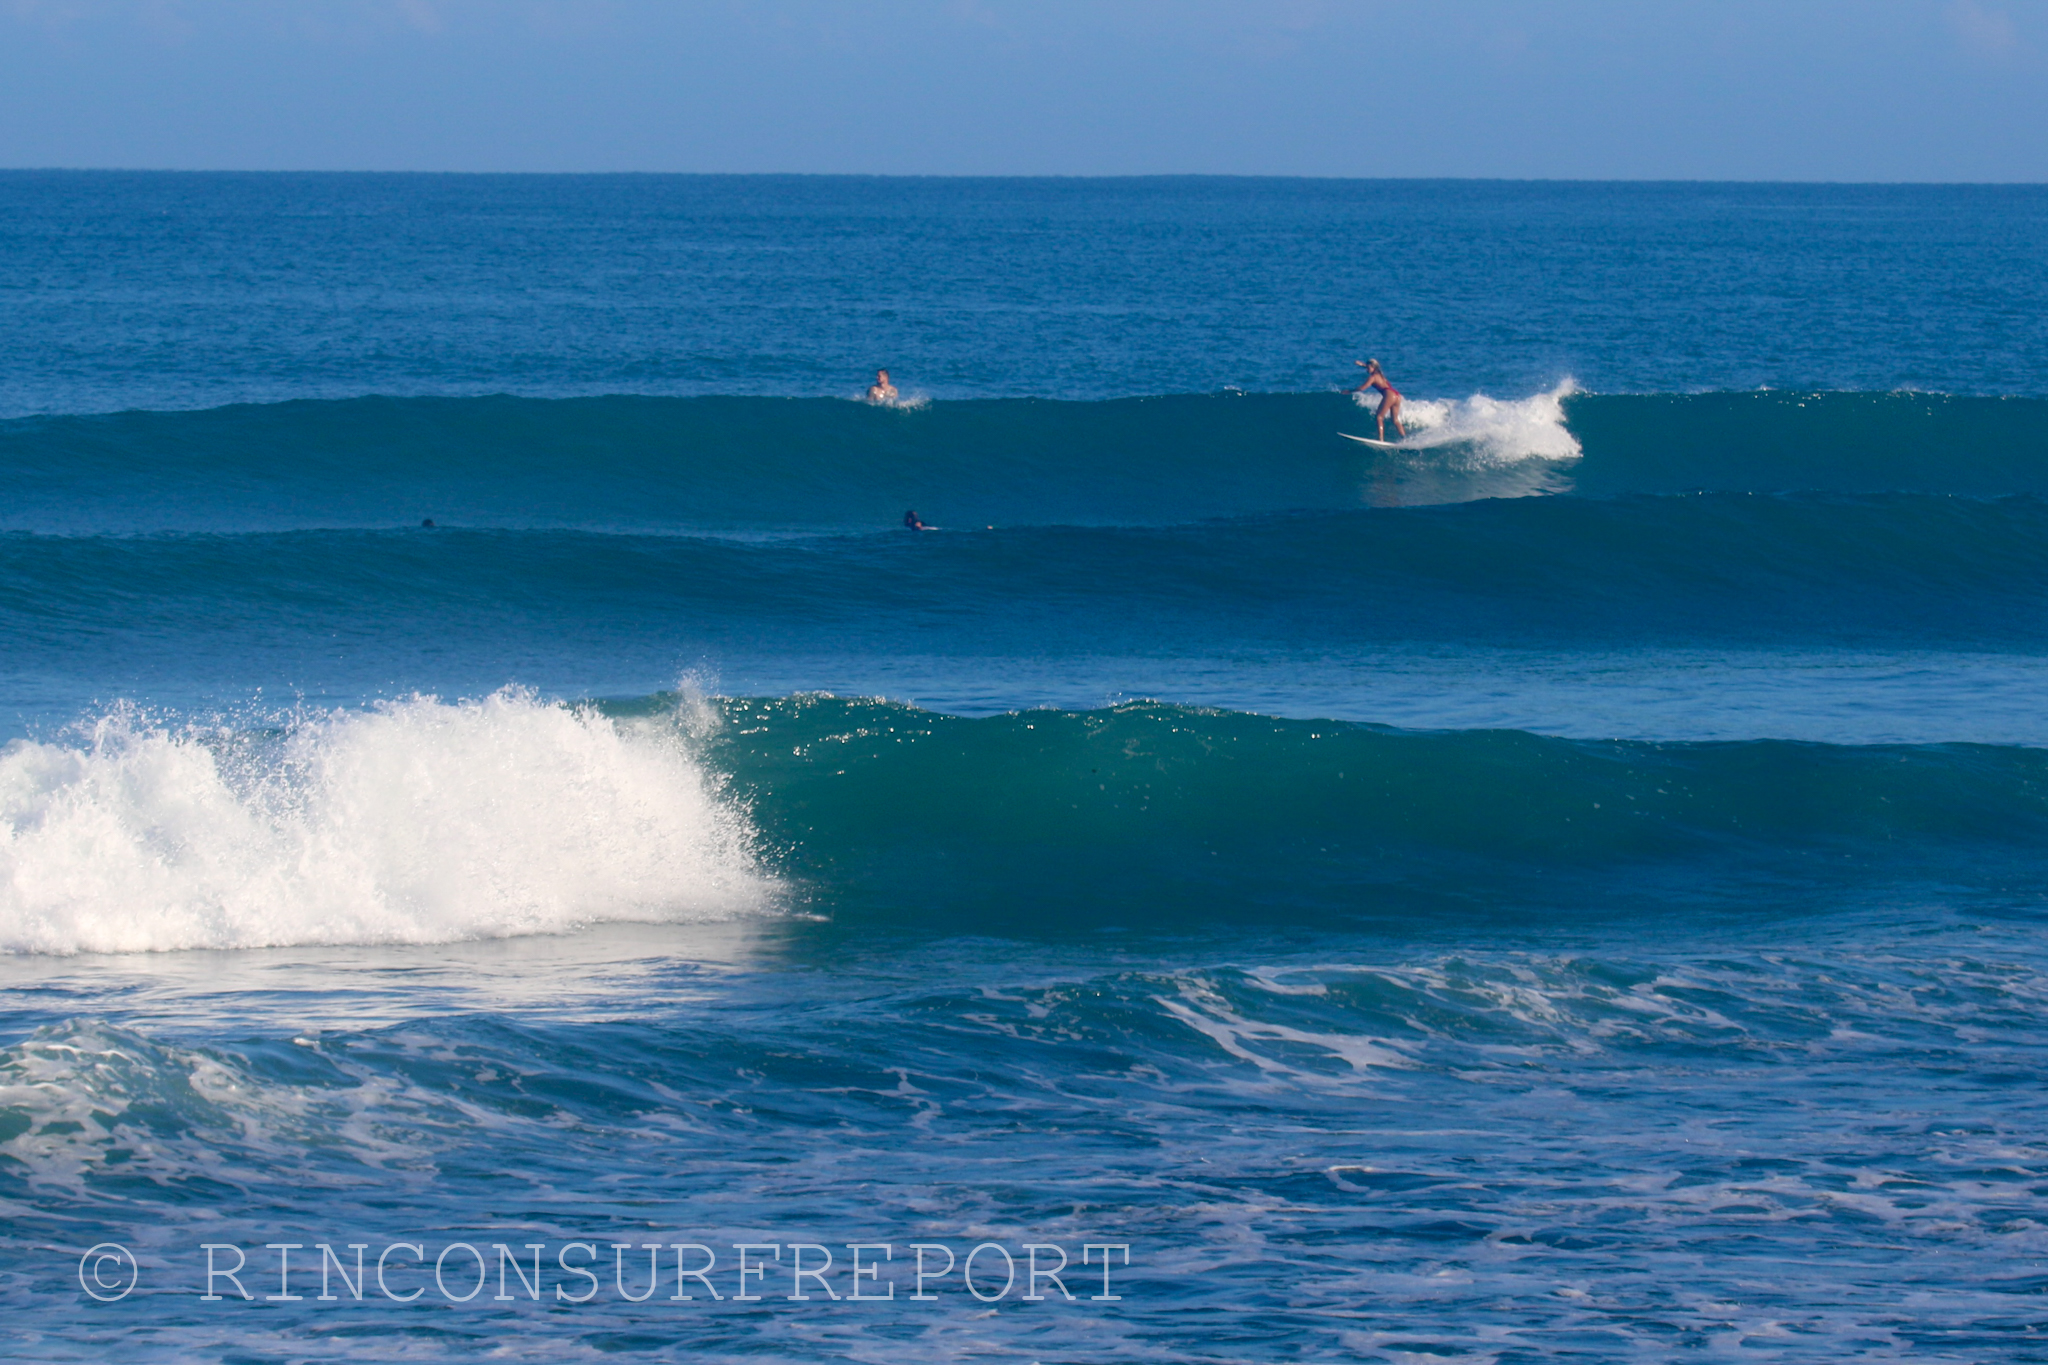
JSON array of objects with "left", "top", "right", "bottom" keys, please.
[
  {"left": 1366, "top": 359, "right": 1381, "bottom": 373},
  {"left": 877, "top": 369, "right": 890, "bottom": 383}
]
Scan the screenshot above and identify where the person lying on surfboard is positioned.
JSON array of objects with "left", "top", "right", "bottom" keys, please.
[
  {"left": 867, "top": 368, "right": 899, "bottom": 404},
  {"left": 1347, "top": 359, "right": 1407, "bottom": 441}
]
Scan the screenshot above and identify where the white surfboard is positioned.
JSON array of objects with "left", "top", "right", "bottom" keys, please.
[{"left": 1340, "top": 432, "right": 1404, "bottom": 449}]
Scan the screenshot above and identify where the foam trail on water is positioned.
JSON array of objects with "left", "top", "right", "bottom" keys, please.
[
  {"left": 1355, "top": 380, "right": 1583, "bottom": 463},
  {"left": 0, "top": 692, "right": 775, "bottom": 955}
]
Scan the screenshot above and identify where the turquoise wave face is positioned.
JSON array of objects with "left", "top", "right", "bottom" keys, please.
[
  {"left": 4, "top": 390, "right": 2046, "bottom": 536},
  {"left": 691, "top": 696, "right": 2048, "bottom": 932}
]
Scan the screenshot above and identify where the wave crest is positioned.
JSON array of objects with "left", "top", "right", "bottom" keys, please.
[
  {"left": 1354, "top": 380, "right": 1583, "bottom": 465},
  {"left": 0, "top": 692, "right": 774, "bottom": 955}
]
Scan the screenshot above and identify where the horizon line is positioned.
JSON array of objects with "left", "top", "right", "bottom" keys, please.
[{"left": 1, "top": 167, "right": 2044, "bottom": 187}]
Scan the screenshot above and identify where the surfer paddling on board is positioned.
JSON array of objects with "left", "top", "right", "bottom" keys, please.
[
  {"left": 1348, "top": 359, "right": 1408, "bottom": 441},
  {"left": 867, "top": 368, "right": 899, "bottom": 404}
]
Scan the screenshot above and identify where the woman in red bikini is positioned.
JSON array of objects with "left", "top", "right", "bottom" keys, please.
[{"left": 1348, "top": 358, "right": 1407, "bottom": 441}]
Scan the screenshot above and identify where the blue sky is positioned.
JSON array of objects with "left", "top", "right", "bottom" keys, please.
[{"left": 1, "top": 0, "right": 2042, "bottom": 179}]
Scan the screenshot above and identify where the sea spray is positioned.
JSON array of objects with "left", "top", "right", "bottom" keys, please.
[
  {"left": 0, "top": 692, "right": 773, "bottom": 955},
  {"left": 1353, "top": 379, "right": 1584, "bottom": 465}
]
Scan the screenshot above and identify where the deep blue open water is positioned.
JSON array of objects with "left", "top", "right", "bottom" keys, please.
[{"left": 3, "top": 173, "right": 2047, "bottom": 1361}]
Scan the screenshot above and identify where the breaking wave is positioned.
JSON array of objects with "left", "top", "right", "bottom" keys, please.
[{"left": 0, "top": 692, "right": 773, "bottom": 955}]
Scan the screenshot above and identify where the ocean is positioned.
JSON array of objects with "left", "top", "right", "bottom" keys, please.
[{"left": 3, "top": 172, "right": 2047, "bottom": 1361}]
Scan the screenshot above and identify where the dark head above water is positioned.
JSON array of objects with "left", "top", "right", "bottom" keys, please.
[
  {"left": 903, "top": 509, "right": 929, "bottom": 530},
  {"left": 421, "top": 518, "right": 435, "bottom": 528}
]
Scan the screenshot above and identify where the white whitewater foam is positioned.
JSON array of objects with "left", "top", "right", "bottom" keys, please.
[
  {"left": 0, "top": 691, "right": 775, "bottom": 955},
  {"left": 1352, "top": 379, "right": 1582, "bottom": 464},
  {"left": 849, "top": 389, "right": 932, "bottom": 410}
]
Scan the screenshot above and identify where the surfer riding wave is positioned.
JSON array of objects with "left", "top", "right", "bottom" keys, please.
[{"left": 1349, "top": 359, "right": 1407, "bottom": 441}]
